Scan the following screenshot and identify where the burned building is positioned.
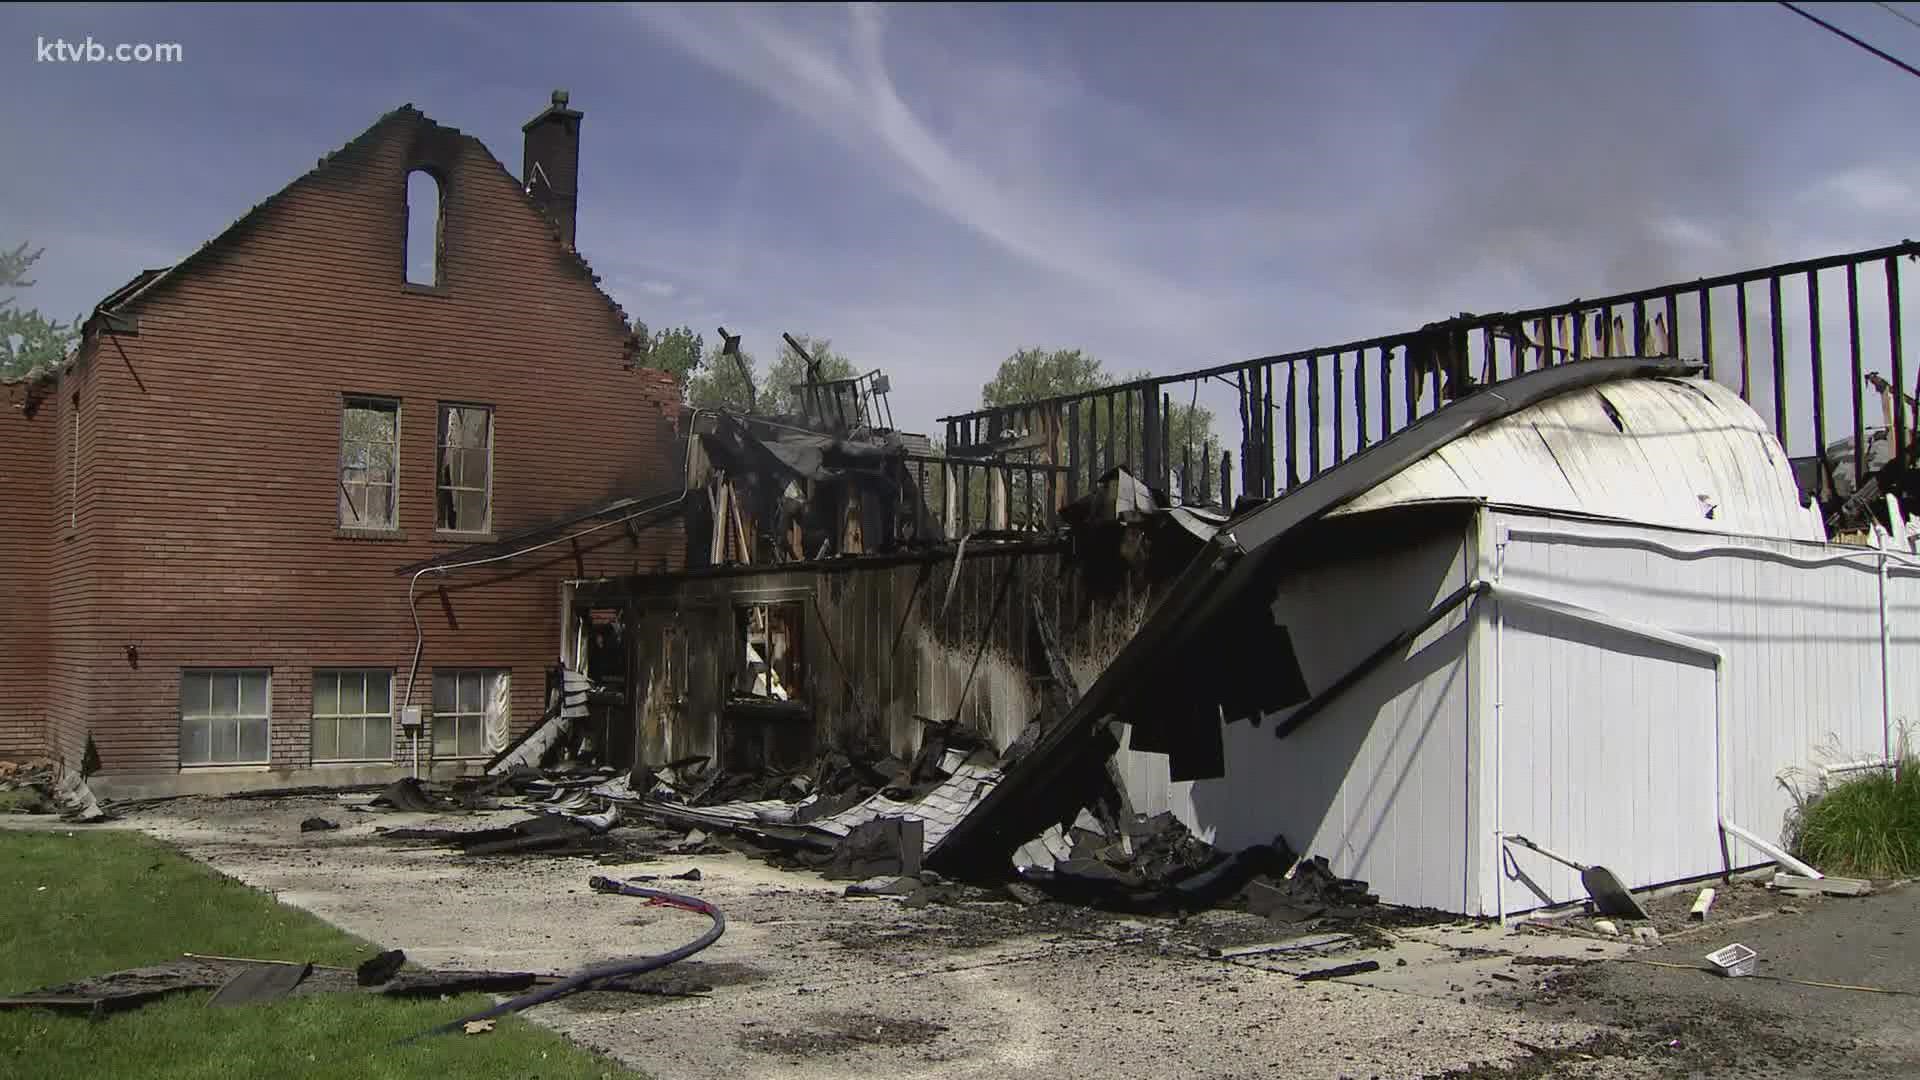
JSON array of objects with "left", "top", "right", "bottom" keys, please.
[{"left": 0, "top": 93, "right": 685, "bottom": 797}]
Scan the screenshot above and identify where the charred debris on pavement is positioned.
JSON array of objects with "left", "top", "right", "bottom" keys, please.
[{"left": 364, "top": 421, "right": 1404, "bottom": 933}]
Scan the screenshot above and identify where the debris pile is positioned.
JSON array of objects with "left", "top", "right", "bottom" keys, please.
[
  {"left": 0, "top": 758, "right": 105, "bottom": 822},
  {"left": 618, "top": 730, "right": 1006, "bottom": 879},
  {"left": 0, "top": 896, "right": 728, "bottom": 1027},
  {"left": 1010, "top": 814, "right": 1354, "bottom": 918}
]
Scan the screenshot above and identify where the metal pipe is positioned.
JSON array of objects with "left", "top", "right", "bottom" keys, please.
[
  {"left": 1720, "top": 820, "right": 1822, "bottom": 880},
  {"left": 1879, "top": 530, "right": 1894, "bottom": 770},
  {"left": 1492, "top": 530, "right": 1508, "bottom": 926},
  {"left": 1822, "top": 758, "right": 1897, "bottom": 777}
]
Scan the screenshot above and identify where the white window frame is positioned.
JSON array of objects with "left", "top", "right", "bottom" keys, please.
[
  {"left": 179, "top": 669, "right": 271, "bottom": 767},
  {"left": 311, "top": 668, "right": 395, "bottom": 763},
  {"left": 436, "top": 403, "right": 494, "bottom": 534},
  {"left": 431, "top": 668, "right": 505, "bottom": 759},
  {"left": 339, "top": 396, "right": 401, "bottom": 531}
]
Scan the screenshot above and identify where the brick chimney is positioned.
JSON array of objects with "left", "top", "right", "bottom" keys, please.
[{"left": 523, "top": 89, "right": 583, "bottom": 249}]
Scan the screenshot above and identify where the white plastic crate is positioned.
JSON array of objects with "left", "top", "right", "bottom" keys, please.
[{"left": 1705, "top": 942, "right": 1757, "bottom": 977}]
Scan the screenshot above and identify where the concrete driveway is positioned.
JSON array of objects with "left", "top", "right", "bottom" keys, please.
[{"left": 57, "top": 794, "right": 1911, "bottom": 1079}]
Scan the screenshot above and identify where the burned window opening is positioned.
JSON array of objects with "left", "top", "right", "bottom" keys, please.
[
  {"left": 436, "top": 403, "right": 493, "bottom": 533},
  {"left": 721, "top": 600, "right": 813, "bottom": 774},
  {"left": 339, "top": 397, "right": 399, "bottom": 530},
  {"left": 404, "top": 169, "right": 444, "bottom": 287},
  {"left": 733, "top": 602, "right": 806, "bottom": 704}
]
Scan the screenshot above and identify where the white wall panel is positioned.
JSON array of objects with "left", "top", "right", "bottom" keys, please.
[
  {"left": 1491, "top": 596, "right": 1718, "bottom": 911},
  {"left": 1119, "top": 509, "right": 1480, "bottom": 913},
  {"left": 1487, "top": 511, "right": 1898, "bottom": 912}
]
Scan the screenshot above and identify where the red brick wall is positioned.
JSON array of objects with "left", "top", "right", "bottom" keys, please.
[
  {"left": 59, "top": 108, "right": 685, "bottom": 784},
  {"left": 0, "top": 383, "right": 54, "bottom": 761}
]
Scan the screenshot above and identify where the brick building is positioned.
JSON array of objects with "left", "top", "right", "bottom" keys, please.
[{"left": 0, "top": 93, "right": 685, "bottom": 797}]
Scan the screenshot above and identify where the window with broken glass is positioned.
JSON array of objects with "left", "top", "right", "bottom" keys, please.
[
  {"left": 734, "top": 603, "right": 806, "bottom": 702},
  {"left": 432, "top": 669, "right": 502, "bottom": 758},
  {"left": 312, "top": 669, "right": 393, "bottom": 762},
  {"left": 436, "top": 403, "right": 492, "bottom": 533},
  {"left": 339, "top": 397, "right": 399, "bottom": 530},
  {"left": 179, "top": 670, "right": 270, "bottom": 766}
]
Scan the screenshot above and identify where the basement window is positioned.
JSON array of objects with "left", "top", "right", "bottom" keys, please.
[
  {"left": 436, "top": 403, "right": 493, "bottom": 533},
  {"left": 312, "top": 669, "right": 393, "bottom": 762},
  {"left": 339, "top": 397, "right": 400, "bottom": 530},
  {"left": 432, "top": 669, "right": 507, "bottom": 759},
  {"left": 734, "top": 603, "right": 806, "bottom": 702},
  {"left": 179, "top": 669, "right": 270, "bottom": 767}
]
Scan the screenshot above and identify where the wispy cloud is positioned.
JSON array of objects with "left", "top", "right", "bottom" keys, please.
[
  {"left": 637, "top": 279, "right": 678, "bottom": 298},
  {"left": 626, "top": 3, "right": 1213, "bottom": 330}
]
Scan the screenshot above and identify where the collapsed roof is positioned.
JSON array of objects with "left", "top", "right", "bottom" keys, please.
[{"left": 929, "top": 357, "right": 1813, "bottom": 875}]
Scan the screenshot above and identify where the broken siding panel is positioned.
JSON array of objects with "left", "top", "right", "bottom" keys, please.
[{"left": 1123, "top": 510, "right": 1477, "bottom": 912}]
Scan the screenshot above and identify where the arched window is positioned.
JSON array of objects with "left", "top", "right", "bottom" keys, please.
[{"left": 405, "top": 170, "right": 443, "bottom": 286}]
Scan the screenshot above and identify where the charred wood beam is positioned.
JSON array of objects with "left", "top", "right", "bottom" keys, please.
[
  {"left": 936, "top": 241, "right": 1920, "bottom": 428},
  {"left": 1274, "top": 583, "right": 1493, "bottom": 741},
  {"left": 1849, "top": 264, "right": 1865, "bottom": 486}
]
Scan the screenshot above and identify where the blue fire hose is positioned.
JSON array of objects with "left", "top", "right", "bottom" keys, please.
[{"left": 405, "top": 876, "right": 725, "bottom": 1042}]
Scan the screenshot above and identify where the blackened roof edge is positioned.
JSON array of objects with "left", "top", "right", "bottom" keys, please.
[{"left": 88, "top": 105, "right": 633, "bottom": 345}]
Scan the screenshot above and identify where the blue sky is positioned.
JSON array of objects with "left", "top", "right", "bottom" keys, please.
[{"left": 5, "top": 2, "right": 1920, "bottom": 437}]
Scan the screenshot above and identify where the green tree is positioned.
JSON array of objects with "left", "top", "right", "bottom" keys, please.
[
  {"left": 631, "top": 321, "right": 704, "bottom": 390},
  {"left": 1, "top": 244, "right": 78, "bottom": 380},
  {"left": 981, "top": 347, "right": 1107, "bottom": 407}
]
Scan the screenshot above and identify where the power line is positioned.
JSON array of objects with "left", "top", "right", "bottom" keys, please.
[
  {"left": 1779, "top": 2, "right": 1920, "bottom": 81},
  {"left": 1877, "top": 2, "right": 1920, "bottom": 34}
]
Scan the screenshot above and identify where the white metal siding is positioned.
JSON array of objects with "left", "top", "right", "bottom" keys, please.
[
  {"left": 1491, "top": 598, "right": 1720, "bottom": 911},
  {"left": 1118, "top": 512, "right": 1479, "bottom": 913},
  {"left": 1485, "top": 509, "right": 1900, "bottom": 913}
]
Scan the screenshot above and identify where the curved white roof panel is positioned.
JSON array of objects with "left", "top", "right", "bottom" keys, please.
[{"left": 1331, "top": 375, "right": 1826, "bottom": 542}]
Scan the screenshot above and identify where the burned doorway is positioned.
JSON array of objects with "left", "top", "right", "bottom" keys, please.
[
  {"left": 722, "top": 600, "right": 814, "bottom": 773},
  {"left": 550, "top": 605, "right": 634, "bottom": 773}
]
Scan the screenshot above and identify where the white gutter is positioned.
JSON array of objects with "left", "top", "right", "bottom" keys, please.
[{"left": 1491, "top": 531, "right": 1508, "bottom": 927}]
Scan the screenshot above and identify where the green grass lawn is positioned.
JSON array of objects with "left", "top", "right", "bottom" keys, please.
[{"left": 0, "top": 826, "right": 640, "bottom": 1079}]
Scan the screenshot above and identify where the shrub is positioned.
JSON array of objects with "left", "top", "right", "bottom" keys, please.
[{"left": 1788, "top": 759, "right": 1920, "bottom": 878}]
